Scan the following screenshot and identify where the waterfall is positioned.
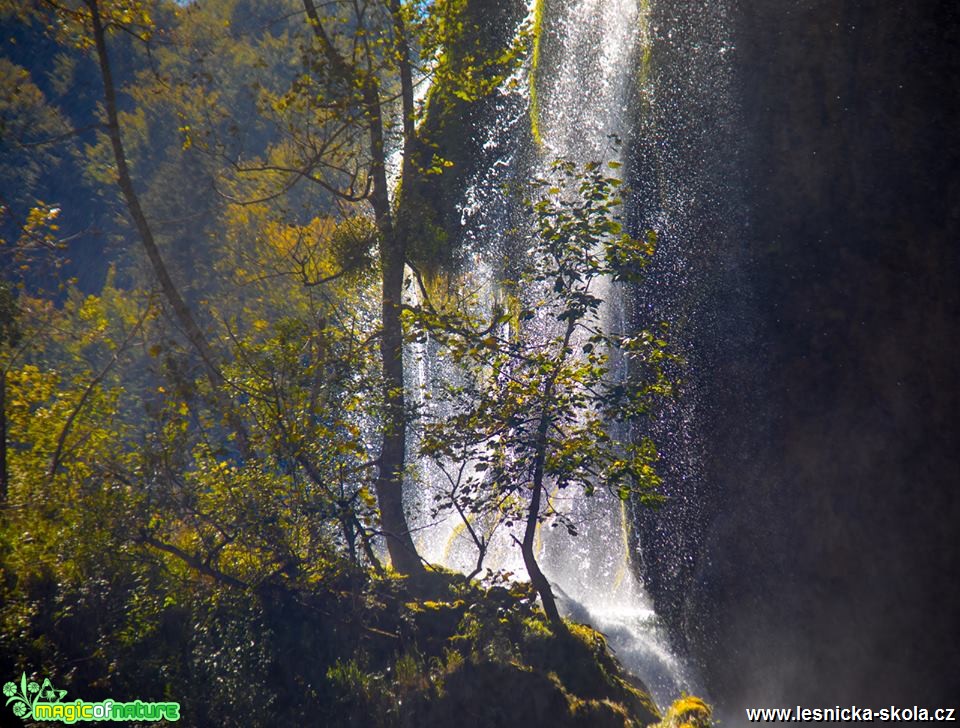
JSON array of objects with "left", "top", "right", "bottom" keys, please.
[{"left": 405, "top": 0, "right": 716, "bottom": 710}]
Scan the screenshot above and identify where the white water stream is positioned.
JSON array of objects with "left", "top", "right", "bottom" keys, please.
[{"left": 405, "top": 0, "right": 708, "bottom": 709}]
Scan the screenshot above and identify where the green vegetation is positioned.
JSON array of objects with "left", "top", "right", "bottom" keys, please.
[
  {"left": 0, "top": 0, "right": 711, "bottom": 724},
  {"left": 411, "top": 160, "right": 676, "bottom": 625},
  {"left": 529, "top": 0, "right": 547, "bottom": 146},
  {"left": 2, "top": 554, "right": 665, "bottom": 725},
  {"left": 654, "top": 695, "right": 713, "bottom": 728}
]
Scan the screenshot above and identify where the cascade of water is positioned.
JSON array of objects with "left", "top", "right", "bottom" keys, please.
[
  {"left": 526, "top": 0, "right": 700, "bottom": 706},
  {"left": 405, "top": 0, "right": 709, "bottom": 709}
]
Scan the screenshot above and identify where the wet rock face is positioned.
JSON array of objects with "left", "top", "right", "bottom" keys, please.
[{"left": 667, "top": 0, "right": 960, "bottom": 712}]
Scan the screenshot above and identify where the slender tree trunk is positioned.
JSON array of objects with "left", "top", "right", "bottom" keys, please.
[
  {"left": 522, "top": 469, "right": 562, "bottom": 625},
  {"left": 301, "top": 0, "right": 423, "bottom": 575},
  {"left": 524, "top": 397, "right": 563, "bottom": 626},
  {"left": 365, "top": 79, "right": 423, "bottom": 576},
  {"left": 88, "top": 0, "right": 250, "bottom": 457},
  {"left": 522, "top": 317, "right": 578, "bottom": 627},
  {"left": 388, "top": 0, "right": 417, "bottom": 180},
  {"left": 376, "top": 239, "right": 422, "bottom": 575},
  {"left": 377, "top": 0, "right": 428, "bottom": 577},
  {"left": 88, "top": 0, "right": 220, "bottom": 389}
]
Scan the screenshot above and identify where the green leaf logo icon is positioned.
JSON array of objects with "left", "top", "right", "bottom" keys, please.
[{"left": 5, "top": 673, "right": 67, "bottom": 721}]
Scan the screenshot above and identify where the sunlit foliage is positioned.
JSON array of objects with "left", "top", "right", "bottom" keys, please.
[
  {"left": 411, "top": 160, "right": 677, "bottom": 621},
  {"left": 0, "top": 0, "right": 694, "bottom": 724}
]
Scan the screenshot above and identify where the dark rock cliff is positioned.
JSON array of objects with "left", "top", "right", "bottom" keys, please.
[{"left": 635, "top": 0, "right": 960, "bottom": 712}]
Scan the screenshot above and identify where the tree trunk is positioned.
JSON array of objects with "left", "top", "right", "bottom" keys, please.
[
  {"left": 522, "top": 399, "right": 563, "bottom": 626},
  {"left": 522, "top": 473, "right": 562, "bottom": 626},
  {"left": 301, "top": 0, "right": 423, "bottom": 575},
  {"left": 88, "top": 0, "right": 250, "bottom": 458},
  {"left": 375, "top": 230, "right": 422, "bottom": 575},
  {"left": 88, "top": 0, "right": 220, "bottom": 389},
  {"left": 365, "top": 76, "right": 423, "bottom": 577},
  {"left": 522, "top": 318, "right": 578, "bottom": 627}
]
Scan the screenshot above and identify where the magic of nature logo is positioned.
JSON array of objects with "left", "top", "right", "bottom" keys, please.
[{"left": 4, "top": 672, "right": 180, "bottom": 723}]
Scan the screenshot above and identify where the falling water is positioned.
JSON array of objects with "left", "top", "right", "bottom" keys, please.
[
  {"left": 527, "top": 0, "right": 700, "bottom": 706},
  {"left": 404, "top": 0, "right": 737, "bottom": 709}
]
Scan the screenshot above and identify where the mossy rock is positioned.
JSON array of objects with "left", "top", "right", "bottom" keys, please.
[
  {"left": 327, "top": 574, "right": 663, "bottom": 727},
  {"left": 407, "top": 659, "right": 648, "bottom": 728},
  {"left": 413, "top": 661, "right": 567, "bottom": 726},
  {"left": 569, "top": 697, "right": 637, "bottom": 728},
  {"left": 519, "top": 618, "right": 660, "bottom": 726},
  {"left": 402, "top": 599, "right": 468, "bottom": 657},
  {"left": 654, "top": 695, "right": 713, "bottom": 728}
]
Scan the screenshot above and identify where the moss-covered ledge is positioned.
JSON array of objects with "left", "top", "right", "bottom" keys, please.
[{"left": 327, "top": 571, "right": 682, "bottom": 727}]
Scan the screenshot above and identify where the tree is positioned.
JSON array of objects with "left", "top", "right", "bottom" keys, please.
[
  {"left": 1, "top": 0, "right": 365, "bottom": 582},
  {"left": 5, "top": 0, "right": 528, "bottom": 577},
  {"left": 196, "top": 0, "right": 527, "bottom": 575},
  {"left": 414, "top": 161, "right": 675, "bottom": 625}
]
